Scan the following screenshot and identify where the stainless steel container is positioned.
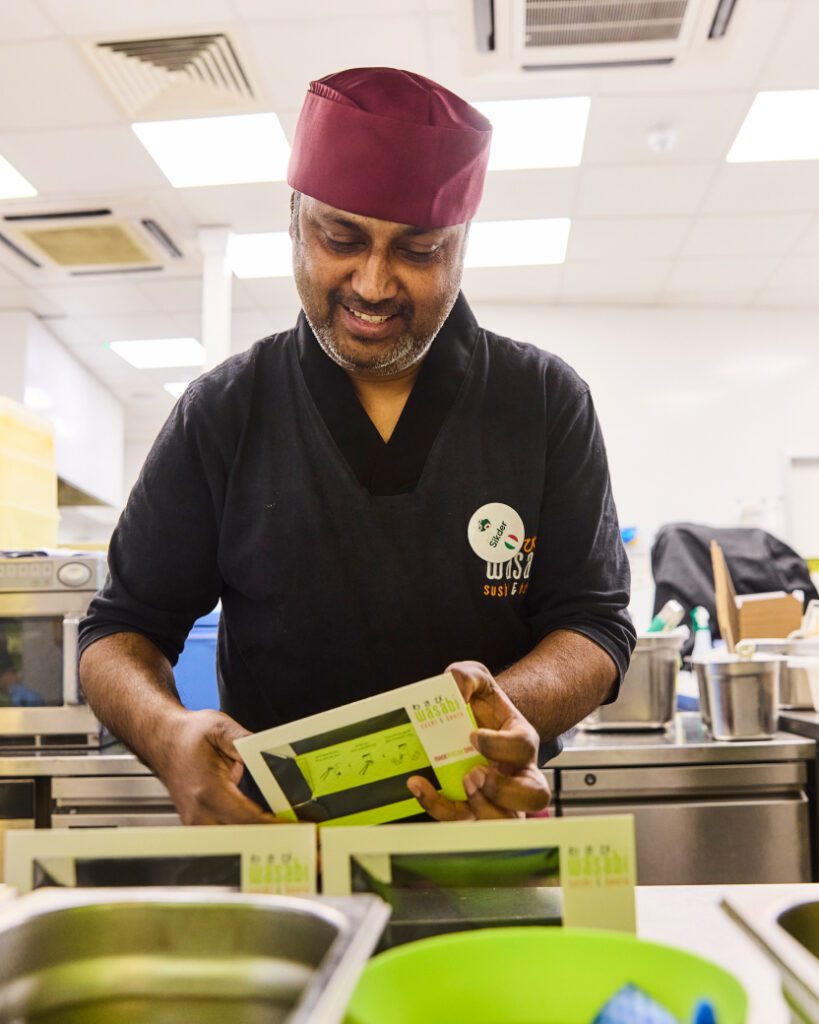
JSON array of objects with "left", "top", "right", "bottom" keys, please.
[
  {"left": 0, "top": 888, "right": 389, "bottom": 1024},
  {"left": 749, "top": 639, "right": 819, "bottom": 709},
  {"left": 693, "top": 654, "right": 781, "bottom": 741},
  {"left": 580, "top": 629, "right": 686, "bottom": 731}
]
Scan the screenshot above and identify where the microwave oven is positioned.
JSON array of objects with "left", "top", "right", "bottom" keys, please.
[{"left": 0, "top": 552, "right": 107, "bottom": 748}]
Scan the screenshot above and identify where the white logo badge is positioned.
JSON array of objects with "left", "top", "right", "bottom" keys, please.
[{"left": 468, "top": 503, "right": 525, "bottom": 564}]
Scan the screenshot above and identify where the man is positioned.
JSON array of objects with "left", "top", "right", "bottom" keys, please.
[{"left": 79, "top": 68, "right": 635, "bottom": 825}]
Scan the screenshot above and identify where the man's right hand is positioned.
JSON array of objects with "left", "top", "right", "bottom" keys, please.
[{"left": 159, "top": 709, "right": 278, "bottom": 825}]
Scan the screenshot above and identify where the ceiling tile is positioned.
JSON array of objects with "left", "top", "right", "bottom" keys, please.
[
  {"left": 237, "top": 277, "right": 300, "bottom": 310},
  {"left": 177, "top": 183, "right": 291, "bottom": 234},
  {"left": 40, "top": 0, "right": 236, "bottom": 36},
  {"left": 702, "top": 163, "right": 819, "bottom": 215},
  {"left": 759, "top": 1, "right": 819, "bottom": 90},
  {"left": 767, "top": 256, "right": 819, "bottom": 291},
  {"left": 658, "top": 290, "right": 757, "bottom": 307},
  {"left": 235, "top": 0, "right": 420, "bottom": 17},
  {"left": 567, "top": 218, "right": 690, "bottom": 262},
  {"left": 0, "top": 0, "right": 58, "bottom": 40},
  {"left": 576, "top": 164, "right": 714, "bottom": 218},
  {"left": 71, "top": 312, "right": 180, "bottom": 345},
  {"left": 794, "top": 216, "right": 819, "bottom": 256},
  {"left": 231, "top": 309, "right": 277, "bottom": 351},
  {"left": 665, "top": 256, "right": 779, "bottom": 293},
  {"left": 0, "top": 40, "right": 120, "bottom": 130},
  {"left": 583, "top": 93, "right": 751, "bottom": 165},
  {"left": 561, "top": 260, "right": 671, "bottom": 300},
  {"left": 753, "top": 290, "right": 819, "bottom": 309},
  {"left": 138, "top": 276, "right": 202, "bottom": 315},
  {"left": 681, "top": 214, "right": 812, "bottom": 257},
  {"left": 0, "top": 125, "right": 167, "bottom": 194},
  {"left": 477, "top": 169, "right": 579, "bottom": 221},
  {"left": 462, "top": 265, "right": 563, "bottom": 303},
  {"left": 593, "top": 0, "right": 792, "bottom": 96},
  {"left": 246, "top": 16, "right": 428, "bottom": 110},
  {"left": 0, "top": 262, "right": 20, "bottom": 287},
  {"left": 38, "top": 282, "right": 153, "bottom": 317}
]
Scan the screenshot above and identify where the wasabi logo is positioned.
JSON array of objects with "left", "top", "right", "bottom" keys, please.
[{"left": 412, "top": 696, "right": 459, "bottom": 723}]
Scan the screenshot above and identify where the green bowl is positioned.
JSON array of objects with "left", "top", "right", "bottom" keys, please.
[{"left": 344, "top": 926, "right": 747, "bottom": 1024}]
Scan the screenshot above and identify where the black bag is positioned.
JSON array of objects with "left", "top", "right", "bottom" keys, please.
[{"left": 651, "top": 522, "right": 818, "bottom": 655}]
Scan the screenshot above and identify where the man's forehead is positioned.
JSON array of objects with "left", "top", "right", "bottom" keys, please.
[{"left": 304, "top": 196, "right": 456, "bottom": 237}]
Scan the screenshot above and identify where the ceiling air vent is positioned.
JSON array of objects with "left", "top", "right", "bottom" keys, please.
[
  {"left": 464, "top": 0, "right": 741, "bottom": 72},
  {"left": 0, "top": 208, "right": 186, "bottom": 279},
  {"left": 83, "top": 32, "right": 263, "bottom": 120}
]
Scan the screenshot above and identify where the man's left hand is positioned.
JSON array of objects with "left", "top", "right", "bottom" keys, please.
[{"left": 407, "top": 661, "right": 551, "bottom": 820}]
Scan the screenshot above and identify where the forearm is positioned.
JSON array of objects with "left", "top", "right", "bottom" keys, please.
[
  {"left": 79, "top": 632, "right": 190, "bottom": 780},
  {"left": 497, "top": 630, "right": 618, "bottom": 741}
]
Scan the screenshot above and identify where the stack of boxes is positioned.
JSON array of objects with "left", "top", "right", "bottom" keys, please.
[{"left": 0, "top": 397, "right": 58, "bottom": 549}]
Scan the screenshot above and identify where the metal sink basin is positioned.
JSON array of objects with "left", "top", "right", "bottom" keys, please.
[
  {"left": 0, "top": 888, "right": 389, "bottom": 1024},
  {"left": 722, "top": 887, "right": 819, "bottom": 1024}
]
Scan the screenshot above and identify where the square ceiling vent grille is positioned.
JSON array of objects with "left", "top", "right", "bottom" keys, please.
[
  {"left": 524, "top": 0, "right": 690, "bottom": 47},
  {"left": 84, "top": 32, "right": 262, "bottom": 120},
  {"left": 20, "top": 224, "right": 153, "bottom": 267}
]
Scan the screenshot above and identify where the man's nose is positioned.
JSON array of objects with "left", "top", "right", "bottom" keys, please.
[{"left": 350, "top": 251, "right": 399, "bottom": 305}]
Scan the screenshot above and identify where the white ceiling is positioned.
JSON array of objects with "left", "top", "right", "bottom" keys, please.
[{"left": 0, "top": 0, "right": 817, "bottom": 442}]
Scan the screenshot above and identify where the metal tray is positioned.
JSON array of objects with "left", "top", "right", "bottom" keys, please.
[{"left": 0, "top": 888, "right": 389, "bottom": 1024}]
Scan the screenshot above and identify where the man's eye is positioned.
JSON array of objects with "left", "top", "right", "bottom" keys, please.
[
  {"left": 402, "top": 248, "right": 437, "bottom": 263},
  {"left": 326, "top": 237, "right": 361, "bottom": 253}
]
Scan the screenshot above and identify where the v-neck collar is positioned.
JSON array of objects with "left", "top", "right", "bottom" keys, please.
[{"left": 296, "top": 292, "right": 479, "bottom": 496}]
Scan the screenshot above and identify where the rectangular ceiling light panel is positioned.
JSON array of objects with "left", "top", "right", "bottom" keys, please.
[
  {"left": 465, "top": 218, "right": 570, "bottom": 268},
  {"left": 132, "top": 112, "right": 290, "bottom": 187},
  {"left": 728, "top": 90, "right": 819, "bottom": 163},
  {"left": 109, "top": 337, "right": 205, "bottom": 369},
  {"left": 474, "top": 97, "right": 590, "bottom": 170},
  {"left": 227, "top": 231, "right": 292, "bottom": 278},
  {"left": 0, "top": 154, "right": 37, "bottom": 199}
]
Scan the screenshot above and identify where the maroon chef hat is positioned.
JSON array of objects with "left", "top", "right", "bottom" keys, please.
[{"left": 287, "top": 67, "right": 492, "bottom": 229}]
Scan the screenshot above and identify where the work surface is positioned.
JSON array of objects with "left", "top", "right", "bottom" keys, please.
[
  {"left": 637, "top": 884, "right": 819, "bottom": 1024},
  {"left": 0, "top": 881, "right": 807, "bottom": 1021},
  {"left": 555, "top": 712, "right": 815, "bottom": 767},
  {"left": 0, "top": 713, "right": 813, "bottom": 778}
]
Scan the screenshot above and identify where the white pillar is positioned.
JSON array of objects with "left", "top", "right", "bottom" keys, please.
[
  {"left": 198, "top": 227, "right": 233, "bottom": 371},
  {"left": 0, "top": 310, "right": 30, "bottom": 401}
]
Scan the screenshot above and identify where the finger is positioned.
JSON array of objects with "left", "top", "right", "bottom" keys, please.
[
  {"left": 445, "top": 661, "right": 495, "bottom": 704},
  {"left": 199, "top": 781, "right": 279, "bottom": 825},
  {"left": 472, "top": 726, "right": 538, "bottom": 765},
  {"left": 213, "top": 715, "right": 253, "bottom": 759},
  {"left": 407, "top": 776, "right": 474, "bottom": 822},
  {"left": 478, "top": 765, "right": 551, "bottom": 814},
  {"left": 463, "top": 768, "right": 517, "bottom": 819}
]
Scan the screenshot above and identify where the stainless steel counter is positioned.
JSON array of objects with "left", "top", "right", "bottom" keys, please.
[
  {"left": 780, "top": 709, "right": 819, "bottom": 742},
  {"left": 0, "top": 745, "right": 150, "bottom": 778},
  {"left": 554, "top": 713, "right": 815, "bottom": 885},
  {"left": 554, "top": 711, "right": 815, "bottom": 767}
]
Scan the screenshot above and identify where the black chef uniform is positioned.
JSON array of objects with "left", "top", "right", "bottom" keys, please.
[{"left": 80, "top": 294, "right": 635, "bottom": 769}]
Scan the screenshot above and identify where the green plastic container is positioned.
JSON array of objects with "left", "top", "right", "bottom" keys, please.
[{"left": 344, "top": 927, "right": 747, "bottom": 1024}]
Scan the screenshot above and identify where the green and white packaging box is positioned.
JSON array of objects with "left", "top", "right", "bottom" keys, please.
[
  {"left": 4, "top": 824, "right": 317, "bottom": 896},
  {"left": 236, "top": 672, "right": 487, "bottom": 826},
  {"left": 321, "top": 816, "right": 637, "bottom": 933}
]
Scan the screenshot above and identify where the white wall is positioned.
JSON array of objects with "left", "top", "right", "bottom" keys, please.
[
  {"left": 472, "top": 302, "right": 819, "bottom": 629},
  {"left": 24, "top": 316, "right": 124, "bottom": 508},
  {"left": 473, "top": 302, "right": 819, "bottom": 544}
]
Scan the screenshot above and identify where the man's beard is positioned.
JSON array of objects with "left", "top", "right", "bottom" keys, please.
[{"left": 294, "top": 269, "right": 458, "bottom": 377}]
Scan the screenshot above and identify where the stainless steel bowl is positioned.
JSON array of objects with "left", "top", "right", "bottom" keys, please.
[
  {"left": 580, "top": 629, "right": 686, "bottom": 731},
  {"left": 692, "top": 654, "right": 781, "bottom": 741},
  {"left": 0, "top": 888, "right": 389, "bottom": 1024},
  {"left": 750, "top": 639, "right": 819, "bottom": 709}
]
